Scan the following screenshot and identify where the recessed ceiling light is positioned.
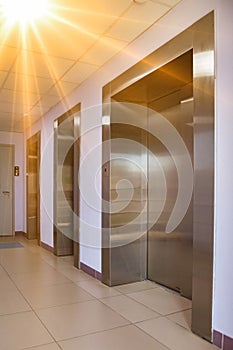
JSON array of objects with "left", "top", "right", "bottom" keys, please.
[{"left": 0, "top": 0, "right": 49, "bottom": 26}]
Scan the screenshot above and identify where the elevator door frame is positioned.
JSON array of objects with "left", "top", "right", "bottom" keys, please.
[
  {"left": 53, "top": 103, "right": 81, "bottom": 268},
  {"left": 102, "top": 12, "right": 214, "bottom": 342},
  {"left": 26, "top": 132, "right": 41, "bottom": 243}
]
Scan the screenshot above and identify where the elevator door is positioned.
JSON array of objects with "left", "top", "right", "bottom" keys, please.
[
  {"left": 110, "top": 50, "right": 194, "bottom": 298},
  {"left": 148, "top": 97, "right": 193, "bottom": 299}
]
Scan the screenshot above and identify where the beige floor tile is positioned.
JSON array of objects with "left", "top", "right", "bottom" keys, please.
[
  {"left": 58, "top": 266, "right": 94, "bottom": 282},
  {"left": 136, "top": 317, "right": 217, "bottom": 350},
  {"left": 114, "top": 280, "right": 158, "bottom": 294},
  {"left": 21, "top": 282, "right": 94, "bottom": 309},
  {"left": 59, "top": 324, "right": 168, "bottom": 350},
  {"left": 101, "top": 294, "right": 160, "bottom": 323},
  {"left": 0, "top": 265, "right": 7, "bottom": 277},
  {"left": 128, "top": 287, "right": 191, "bottom": 315},
  {"left": 42, "top": 256, "right": 71, "bottom": 270},
  {"left": 60, "top": 256, "right": 74, "bottom": 264},
  {"left": 0, "top": 286, "right": 31, "bottom": 315},
  {"left": 0, "top": 275, "right": 31, "bottom": 315},
  {"left": 1, "top": 253, "right": 51, "bottom": 275},
  {"left": 36, "top": 299, "right": 129, "bottom": 341},
  {"left": 11, "top": 268, "right": 71, "bottom": 290},
  {"left": 24, "top": 343, "right": 61, "bottom": 350},
  {"left": 0, "top": 274, "right": 17, "bottom": 292},
  {"left": 76, "top": 280, "right": 121, "bottom": 298},
  {"left": 167, "top": 309, "right": 192, "bottom": 330},
  {"left": 0, "top": 311, "right": 53, "bottom": 350}
]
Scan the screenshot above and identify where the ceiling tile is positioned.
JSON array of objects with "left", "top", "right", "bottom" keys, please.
[
  {"left": 0, "top": 101, "right": 31, "bottom": 115},
  {"left": 29, "top": 104, "right": 51, "bottom": 116},
  {"left": 54, "top": 0, "right": 132, "bottom": 18},
  {"left": 81, "top": 37, "right": 128, "bottom": 66},
  {"left": 13, "top": 114, "right": 42, "bottom": 132},
  {"left": 23, "top": 22, "right": 97, "bottom": 60},
  {"left": 0, "top": 25, "right": 22, "bottom": 49},
  {"left": 107, "top": 1, "right": 170, "bottom": 42},
  {"left": 107, "top": 17, "right": 151, "bottom": 42},
  {"left": 36, "top": 94, "right": 63, "bottom": 108},
  {"left": 0, "top": 117, "right": 22, "bottom": 132},
  {"left": 51, "top": 0, "right": 132, "bottom": 36},
  {"left": 0, "top": 112, "right": 14, "bottom": 120},
  {"left": 0, "top": 46, "right": 19, "bottom": 70},
  {"left": 156, "top": 0, "right": 181, "bottom": 6},
  {"left": 62, "top": 62, "right": 99, "bottom": 83},
  {"left": 122, "top": 1, "right": 169, "bottom": 24},
  {"left": 46, "top": 80, "right": 78, "bottom": 97},
  {"left": 12, "top": 51, "right": 75, "bottom": 80},
  {"left": 0, "top": 89, "right": 40, "bottom": 106},
  {"left": 0, "top": 71, "right": 8, "bottom": 86},
  {"left": 3, "top": 73, "right": 55, "bottom": 94}
]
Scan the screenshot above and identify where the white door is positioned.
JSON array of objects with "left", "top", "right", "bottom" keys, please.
[{"left": 0, "top": 145, "right": 14, "bottom": 236}]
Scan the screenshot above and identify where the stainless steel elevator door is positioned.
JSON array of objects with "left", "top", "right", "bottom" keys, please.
[
  {"left": 148, "top": 98, "right": 193, "bottom": 299},
  {"left": 109, "top": 120, "right": 147, "bottom": 285},
  {"left": 110, "top": 50, "right": 194, "bottom": 296}
]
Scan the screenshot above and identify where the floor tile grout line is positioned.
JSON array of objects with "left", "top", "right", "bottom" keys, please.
[
  {"left": 165, "top": 307, "right": 192, "bottom": 316},
  {"left": 1, "top": 236, "right": 196, "bottom": 350},
  {"left": 31, "top": 297, "right": 101, "bottom": 312},
  {"left": 22, "top": 340, "right": 62, "bottom": 350},
  {"left": 0, "top": 244, "right": 62, "bottom": 346},
  {"left": 0, "top": 237, "right": 92, "bottom": 348},
  {"left": 98, "top": 296, "right": 162, "bottom": 325},
  {"left": 125, "top": 291, "right": 192, "bottom": 317},
  {"left": 99, "top": 292, "right": 163, "bottom": 320},
  {"left": 56, "top": 323, "right": 151, "bottom": 346},
  {"left": 0, "top": 238, "right": 100, "bottom": 309},
  {"left": 133, "top": 318, "right": 172, "bottom": 350}
]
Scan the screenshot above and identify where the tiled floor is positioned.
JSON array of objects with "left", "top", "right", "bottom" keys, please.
[{"left": 0, "top": 236, "right": 218, "bottom": 350}]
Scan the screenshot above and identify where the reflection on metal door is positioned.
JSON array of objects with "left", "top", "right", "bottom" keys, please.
[
  {"left": 0, "top": 145, "right": 14, "bottom": 236},
  {"left": 53, "top": 104, "right": 81, "bottom": 262},
  {"left": 148, "top": 92, "right": 193, "bottom": 299},
  {"left": 26, "top": 132, "right": 40, "bottom": 242}
]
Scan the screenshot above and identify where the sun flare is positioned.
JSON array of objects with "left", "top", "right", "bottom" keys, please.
[{"left": 0, "top": 0, "right": 49, "bottom": 26}]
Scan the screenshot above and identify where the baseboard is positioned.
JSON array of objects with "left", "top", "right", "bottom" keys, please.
[
  {"left": 40, "top": 241, "right": 54, "bottom": 253},
  {"left": 15, "top": 231, "right": 26, "bottom": 236},
  {"left": 213, "top": 330, "right": 233, "bottom": 349},
  {"left": 80, "top": 262, "right": 102, "bottom": 281}
]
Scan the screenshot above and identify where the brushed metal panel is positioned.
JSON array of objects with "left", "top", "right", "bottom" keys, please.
[
  {"left": 192, "top": 13, "right": 214, "bottom": 340},
  {"left": 148, "top": 87, "right": 194, "bottom": 299},
  {"left": 110, "top": 121, "right": 147, "bottom": 285}
]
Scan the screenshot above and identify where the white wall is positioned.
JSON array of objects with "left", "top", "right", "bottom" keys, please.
[
  {"left": 0, "top": 131, "right": 25, "bottom": 231},
  {"left": 214, "top": 0, "right": 233, "bottom": 338},
  {"left": 24, "top": 0, "right": 233, "bottom": 338}
]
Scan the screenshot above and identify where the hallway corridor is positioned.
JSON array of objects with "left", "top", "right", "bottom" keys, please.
[{"left": 0, "top": 236, "right": 217, "bottom": 350}]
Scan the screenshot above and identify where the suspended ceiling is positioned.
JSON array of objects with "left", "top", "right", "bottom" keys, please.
[{"left": 0, "top": 0, "right": 182, "bottom": 132}]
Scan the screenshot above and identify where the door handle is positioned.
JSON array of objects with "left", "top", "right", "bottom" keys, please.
[{"left": 2, "top": 191, "right": 10, "bottom": 194}]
